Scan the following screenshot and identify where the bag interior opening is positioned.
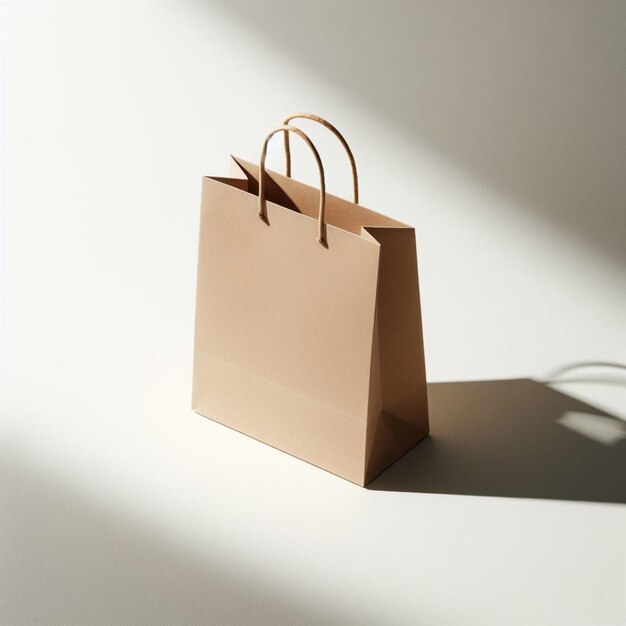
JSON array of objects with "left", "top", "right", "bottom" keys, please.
[{"left": 216, "top": 157, "right": 410, "bottom": 236}]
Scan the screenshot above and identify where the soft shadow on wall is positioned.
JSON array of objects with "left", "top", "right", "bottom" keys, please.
[
  {"left": 368, "top": 376, "right": 626, "bottom": 504},
  {"left": 204, "top": 0, "right": 626, "bottom": 267}
]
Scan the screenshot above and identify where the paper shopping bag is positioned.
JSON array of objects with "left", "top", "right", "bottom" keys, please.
[{"left": 192, "top": 115, "right": 429, "bottom": 486}]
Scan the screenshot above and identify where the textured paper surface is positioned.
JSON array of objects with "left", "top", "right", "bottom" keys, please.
[{"left": 193, "top": 157, "right": 429, "bottom": 485}]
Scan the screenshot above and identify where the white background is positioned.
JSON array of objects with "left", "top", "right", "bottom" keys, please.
[{"left": 2, "top": 1, "right": 625, "bottom": 624}]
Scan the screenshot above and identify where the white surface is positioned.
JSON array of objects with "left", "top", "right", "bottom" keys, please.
[{"left": 1, "top": 1, "right": 625, "bottom": 624}]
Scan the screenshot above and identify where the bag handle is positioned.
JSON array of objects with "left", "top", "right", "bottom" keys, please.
[
  {"left": 281, "top": 112, "right": 359, "bottom": 204},
  {"left": 259, "top": 124, "right": 327, "bottom": 245}
]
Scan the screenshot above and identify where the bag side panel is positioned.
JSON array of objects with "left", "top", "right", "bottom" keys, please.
[{"left": 362, "top": 227, "right": 430, "bottom": 485}]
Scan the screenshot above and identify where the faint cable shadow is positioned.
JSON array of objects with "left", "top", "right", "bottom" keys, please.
[
  {"left": 367, "top": 378, "right": 626, "bottom": 503},
  {"left": 546, "top": 361, "right": 626, "bottom": 385}
]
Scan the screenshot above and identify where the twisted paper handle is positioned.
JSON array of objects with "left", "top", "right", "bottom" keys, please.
[
  {"left": 259, "top": 124, "right": 327, "bottom": 245},
  {"left": 281, "top": 113, "right": 359, "bottom": 204}
]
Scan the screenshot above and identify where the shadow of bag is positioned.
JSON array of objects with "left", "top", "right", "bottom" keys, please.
[{"left": 192, "top": 114, "right": 429, "bottom": 486}]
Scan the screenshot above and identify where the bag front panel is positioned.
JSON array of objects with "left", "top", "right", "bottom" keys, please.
[{"left": 192, "top": 176, "right": 380, "bottom": 483}]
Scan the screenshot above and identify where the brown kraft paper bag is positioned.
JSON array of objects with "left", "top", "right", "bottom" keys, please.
[{"left": 192, "top": 114, "right": 429, "bottom": 486}]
